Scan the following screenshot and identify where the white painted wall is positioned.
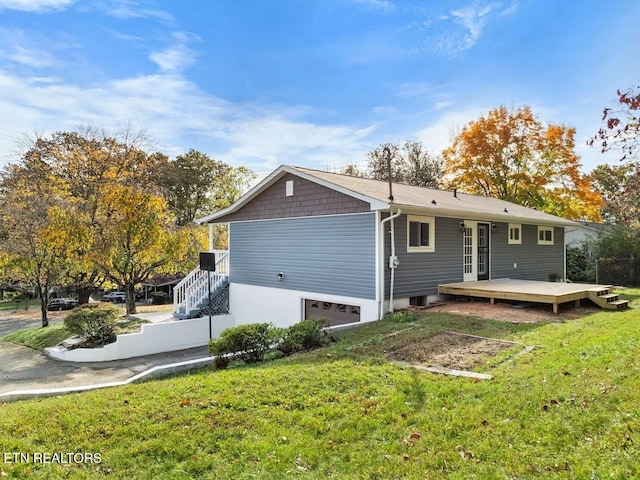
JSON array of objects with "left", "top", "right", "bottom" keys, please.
[
  {"left": 382, "top": 294, "right": 443, "bottom": 313},
  {"left": 230, "top": 282, "right": 379, "bottom": 328},
  {"left": 45, "top": 315, "right": 236, "bottom": 363}
]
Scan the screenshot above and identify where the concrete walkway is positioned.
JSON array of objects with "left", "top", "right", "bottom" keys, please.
[{"left": 0, "top": 340, "right": 213, "bottom": 403}]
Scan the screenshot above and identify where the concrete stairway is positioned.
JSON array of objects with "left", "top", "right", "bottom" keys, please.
[{"left": 587, "top": 287, "right": 630, "bottom": 310}]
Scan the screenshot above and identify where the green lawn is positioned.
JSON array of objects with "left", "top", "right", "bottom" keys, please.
[
  {"left": 1, "top": 324, "right": 72, "bottom": 351},
  {"left": 0, "top": 291, "right": 638, "bottom": 479},
  {"left": 0, "top": 298, "right": 42, "bottom": 312},
  {"left": 1, "top": 317, "right": 151, "bottom": 351}
]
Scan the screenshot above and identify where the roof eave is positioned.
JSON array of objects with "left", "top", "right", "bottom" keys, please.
[{"left": 380, "top": 204, "right": 578, "bottom": 227}]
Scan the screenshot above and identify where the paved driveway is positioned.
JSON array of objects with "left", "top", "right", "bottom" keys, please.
[
  {"left": 0, "top": 314, "right": 63, "bottom": 336},
  {"left": 0, "top": 339, "right": 211, "bottom": 398}
]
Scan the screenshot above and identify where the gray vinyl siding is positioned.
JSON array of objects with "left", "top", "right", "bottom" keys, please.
[
  {"left": 230, "top": 213, "right": 376, "bottom": 299},
  {"left": 491, "top": 224, "right": 565, "bottom": 281},
  {"left": 384, "top": 216, "right": 463, "bottom": 297},
  {"left": 384, "top": 217, "right": 566, "bottom": 297}
]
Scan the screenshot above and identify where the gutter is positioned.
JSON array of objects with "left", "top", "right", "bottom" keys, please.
[{"left": 380, "top": 209, "right": 402, "bottom": 315}]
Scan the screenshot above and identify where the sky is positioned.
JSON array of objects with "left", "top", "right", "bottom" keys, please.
[{"left": 0, "top": 0, "right": 638, "bottom": 179}]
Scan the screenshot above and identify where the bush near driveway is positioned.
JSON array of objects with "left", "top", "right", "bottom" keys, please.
[
  {"left": 210, "top": 319, "right": 331, "bottom": 367},
  {"left": 277, "top": 317, "right": 328, "bottom": 355},
  {"left": 209, "top": 322, "right": 280, "bottom": 365},
  {"left": 63, "top": 302, "right": 120, "bottom": 347}
]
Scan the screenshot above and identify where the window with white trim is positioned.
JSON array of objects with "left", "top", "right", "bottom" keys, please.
[
  {"left": 537, "top": 226, "right": 554, "bottom": 245},
  {"left": 407, "top": 215, "right": 435, "bottom": 252},
  {"left": 508, "top": 223, "right": 522, "bottom": 245}
]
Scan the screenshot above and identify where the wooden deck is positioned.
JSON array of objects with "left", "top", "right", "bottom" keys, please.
[{"left": 438, "top": 279, "right": 627, "bottom": 313}]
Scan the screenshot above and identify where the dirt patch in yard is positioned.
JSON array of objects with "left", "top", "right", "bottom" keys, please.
[
  {"left": 419, "top": 298, "right": 599, "bottom": 324},
  {"left": 388, "top": 331, "right": 518, "bottom": 371}
]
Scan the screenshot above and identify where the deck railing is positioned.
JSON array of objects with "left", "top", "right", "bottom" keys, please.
[{"left": 174, "top": 250, "right": 229, "bottom": 318}]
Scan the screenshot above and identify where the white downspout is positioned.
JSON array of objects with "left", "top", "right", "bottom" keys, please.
[
  {"left": 380, "top": 209, "right": 402, "bottom": 314},
  {"left": 208, "top": 223, "right": 214, "bottom": 252}
]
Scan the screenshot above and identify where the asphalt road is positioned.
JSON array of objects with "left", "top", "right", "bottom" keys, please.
[
  {"left": 0, "top": 338, "right": 211, "bottom": 397},
  {"left": 0, "top": 314, "right": 63, "bottom": 336},
  {"left": 0, "top": 309, "right": 212, "bottom": 401}
]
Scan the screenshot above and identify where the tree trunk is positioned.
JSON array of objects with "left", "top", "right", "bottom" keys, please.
[
  {"left": 36, "top": 283, "right": 49, "bottom": 328},
  {"left": 77, "top": 285, "right": 93, "bottom": 304},
  {"left": 125, "top": 282, "right": 137, "bottom": 315}
]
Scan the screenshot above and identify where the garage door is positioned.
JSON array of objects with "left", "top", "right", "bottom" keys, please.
[{"left": 304, "top": 299, "right": 361, "bottom": 327}]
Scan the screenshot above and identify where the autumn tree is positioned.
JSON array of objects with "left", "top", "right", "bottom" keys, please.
[
  {"left": 91, "top": 186, "right": 191, "bottom": 314},
  {"left": 590, "top": 162, "right": 640, "bottom": 226},
  {"left": 22, "top": 128, "right": 171, "bottom": 304},
  {"left": 161, "top": 149, "right": 255, "bottom": 226},
  {"left": 589, "top": 83, "right": 640, "bottom": 162},
  {"left": 443, "top": 105, "right": 601, "bottom": 221},
  {"left": 0, "top": 128, "right": 202, "bottom": 317},
  {"left": 0, "top": 161, "right": 72, "bottom": 326},
  {"left": 342, "top": 140, "right": 443, "bottom": 188}
]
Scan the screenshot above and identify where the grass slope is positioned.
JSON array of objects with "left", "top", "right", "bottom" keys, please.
[
  {"left": 1, "top": 324, "right": 72, "bottom": 351},
  {"left": 1, "top": 316, "right": 151, "bottom": 351},
  {"left": 1, "top": 293, "right": 639, "bottom": 479}
]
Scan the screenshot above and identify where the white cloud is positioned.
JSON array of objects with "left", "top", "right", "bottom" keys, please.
[
  {"left": 414, "top": 106, "right": 491, "bottom": 153},
  {"left": 396, "top": 81, "right": 434, "bottom": 99},
  {"left": 0, "top": 66, "right": 377, "bottom": 171},
  {"left": 149, "top": 32, "right": 199, "bottom": 73},
  {"left": 0, "top": 45, "right": 58, "bottom": 68},
  {"left": 433, "top": 1, "right": 517, "bottom": 55},
  {"left": 449, "top": 2, "right": 499, "bottom": 50},
  {"left": 499, "top": 2, "right": 519, "bottom": 17},
  {"left": 222, "top": 117, "right": 376, "bottom": 171},
  {"left": 0, "top": 27, "right": 79, "bottom": 70},
  {"left": 92, "top": 0, "right": 172, "bottom": 22},
  {"left": 349, "top": 0, "right": 394, "bottom": 13},
  {"left": 0, "top": 0, "right": 74, "bottom": 12},
  {"left": 434, "top": 100, "right": 455, "bottom": 110}
]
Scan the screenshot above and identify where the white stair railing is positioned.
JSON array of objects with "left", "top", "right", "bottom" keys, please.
[{"left": 174, "top": 250, "right": 229, "bottom": 317}]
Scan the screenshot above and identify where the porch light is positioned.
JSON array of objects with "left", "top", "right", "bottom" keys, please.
[
  {"left": 492, "top": 224, "right": 498, "bottom": 233},
  {"left": 459, "top": 222, "right": 466, "bottom": 232},
  {"left": 278, "top": 272, "right": 285, "bottom": 281}
]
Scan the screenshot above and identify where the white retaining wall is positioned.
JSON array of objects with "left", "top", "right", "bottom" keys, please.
[
  {"left": 46, "top": 315, "right": 236, "bottom": 363},
  {"left": 230, "top": 283, "right": 379, "bottom": 328}
]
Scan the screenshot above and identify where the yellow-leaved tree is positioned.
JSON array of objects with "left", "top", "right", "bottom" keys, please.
[
  {"left": 0, "top": 161, "right": 74, "bottom": 326},
  {"left": 0, "top": 128, "right": 206, "bottom": 320},
  {"left": 443, "top": 106, "right": 602, "bottom": 221},
  {"left": 90, "top": 186, "right": 191, "bottom": 314}
]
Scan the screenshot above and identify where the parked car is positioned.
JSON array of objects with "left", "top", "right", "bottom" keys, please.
[
  {"left": 47, "top": 298, "right": 80, "bottom": 311},
  {"left": 103, "top": 291, "right": 126, "bottom": 303}
]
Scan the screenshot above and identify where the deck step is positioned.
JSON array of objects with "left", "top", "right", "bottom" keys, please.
[
  {"left": 610, "top": 300, "right": 630, "bottom": 310},
  {"left": 597, "top": 294, "right": 619, "bottom": 302},
  {"left": 588, "top": 287, "right": 611, "bottom": 296},
  {"left": 587, "top": 291, "right": 629, "bottom": 310}
]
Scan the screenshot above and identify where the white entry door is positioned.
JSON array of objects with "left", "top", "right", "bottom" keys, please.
[
  {"left": 463, "top": 221, "right": 478, "bottom": 282},
  {"left": 463, "top": 220, "right": 490, "bottom": 282}
]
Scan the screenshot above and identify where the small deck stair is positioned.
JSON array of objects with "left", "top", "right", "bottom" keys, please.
[
  {"left": 587, "top": 287, "right": 630, "bottom": 310},
  {"left": 174, "top": 250, "right": 230, "bottom": 319}
]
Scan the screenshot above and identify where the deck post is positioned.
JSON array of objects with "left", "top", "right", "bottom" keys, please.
[{"left": 553, "top": 303, "right": 558, "bottom": 314}]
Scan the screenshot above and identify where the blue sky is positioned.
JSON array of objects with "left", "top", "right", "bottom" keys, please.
[{"left": 0, "top": 0, "right": 638, "bottom": 178}]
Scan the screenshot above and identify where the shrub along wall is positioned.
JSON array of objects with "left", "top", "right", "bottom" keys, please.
[{"left": 209, "top": 318, "right": 329, "bottom": 368}]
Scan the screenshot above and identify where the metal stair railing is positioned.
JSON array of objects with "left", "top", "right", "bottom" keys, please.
[{"left": 174, "top": 250, "right": 229, "bottom": 317}]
